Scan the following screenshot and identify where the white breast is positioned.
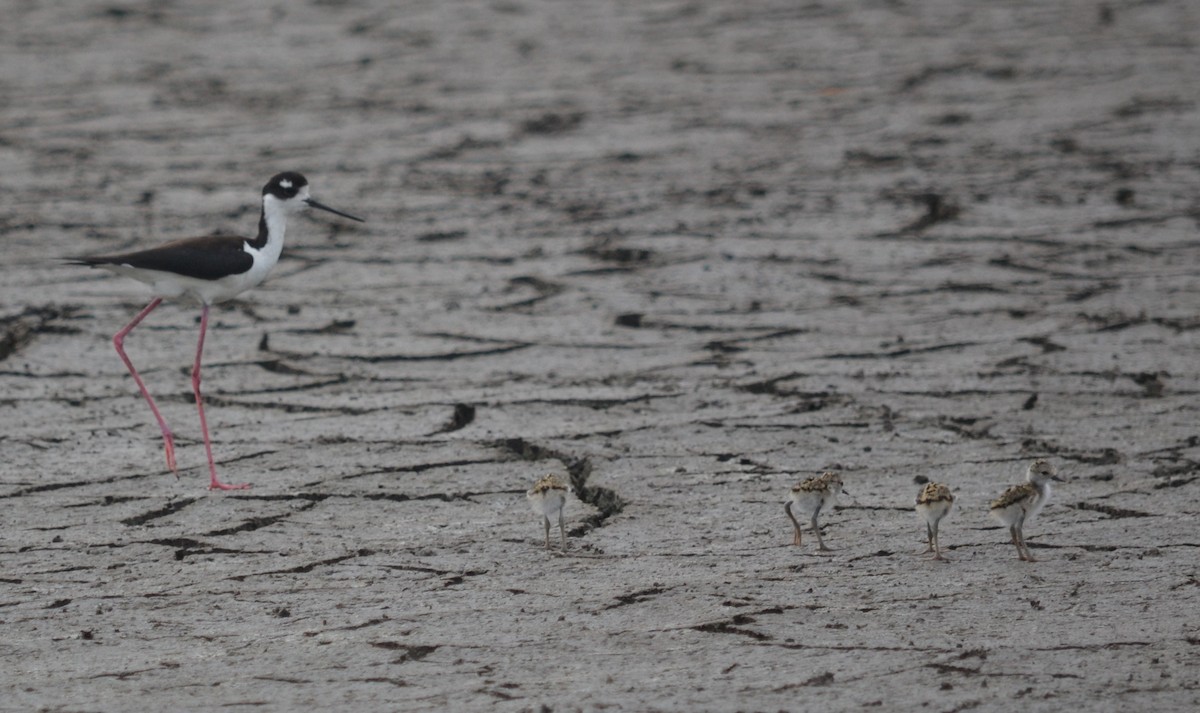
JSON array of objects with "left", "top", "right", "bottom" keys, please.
[{"left": 530, "top": 490, "right": 567, "bottom": 517}]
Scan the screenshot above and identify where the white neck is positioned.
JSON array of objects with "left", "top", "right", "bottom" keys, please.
[
  {"left": 237, "top": 196, "right": 288, "bottom": 289},
  {"left": 261, "top": 194, "right": 289, "bottom": 250}
]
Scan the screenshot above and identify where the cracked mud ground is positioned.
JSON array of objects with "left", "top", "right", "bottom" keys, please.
[{"left": 2, "top": 1, "right": 1199, "bottom": 710}]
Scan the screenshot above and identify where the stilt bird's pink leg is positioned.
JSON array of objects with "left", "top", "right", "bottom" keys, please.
[
  {"left": 113, "top": 297, "right": 177, "bottom": 476},
  {"left": 192, "top": 304, "right": 249, "bottom": 491}
]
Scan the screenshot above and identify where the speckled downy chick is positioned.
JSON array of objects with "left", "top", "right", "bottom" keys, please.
[
  {"left": 915, "top": 482, "right": 954, "bottom": 561},
  {"left": 527, "top": 474, "right": 570, "bottom": 551},
  {"left": 785, "top": 472, "right": 845, "bottom": 551},
  {"left": 989, "top": 459, "right": 1062, "bottom": 562}
]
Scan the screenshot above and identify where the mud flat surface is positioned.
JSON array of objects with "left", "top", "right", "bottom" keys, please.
[{"left": 2, "top": 1, "right": 1200, "bottom": 710}]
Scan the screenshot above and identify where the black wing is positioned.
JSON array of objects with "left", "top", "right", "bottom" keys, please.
[{"left": 71, "top": 235, "right": 254, "bottom": 281}]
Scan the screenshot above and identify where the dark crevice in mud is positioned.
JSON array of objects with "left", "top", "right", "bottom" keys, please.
[
  {"left": 848, "top": 549, "right": 897, "bottom": 562},
  {"left": 1046, "top": 368, "right": 1170, "bottom": 393},
  {"left": 235, "top": 375, "right": 351, "bottom": 396},
  {"left": 121, "top": 497, "right": 201, "bottom": 526},
  {"left": 566, "top": 265, "right": 649, "bottom": 277},
  {"left": 868, "top": 388, "right": 1042, "bottom": 398},
  {"left": 700, "top": 328, "right": 811, "bottom": 360},
  {"left": 0, "top": 305, "right": 82, "bottom": 362},
  {"left": 349, "top": 677, "right": 409, "bottom": 687},
  {"left": 802, "top": 271, "right": 871, "bottom": 285},
  {"left": 361, "top": 490, "right": 506, "bottom": 504},
  {"left": 821, "top": 341, "right": 978, "bottom": 360},
  {"left": 1146, "top": 457, "right": 1198, "bottom": 477},
  {"left": 774, "top": 672, "right": 836, "bottom": 690},
  {"left": 236, "top": 493, "right": 334, "bottom": 503},
  {"left": 441, "top": 570, "right": 488, "bottom": 587},
  {"left": 519, "top": 109, "right": 585, "bottom": 136},
  {"left": 737, "top": 372, "right": 808, "bottom": 395},
  {"left": 1151, "top": 315, "right": 1200, "bottom": 333},
  {"left": 369, "top": 638, "right": 441, "bottom": 662},
  {"left": 1066, "top": 282, "right": 1119, "bottom": 303},
  {"left": 189, "top": 394, "right": 377, "bottom": 415},
  {"left": 840, "top": 505, "right": 910, "bottom": 513},
  {"left": 386, "top": 645, "right": 439, "bottom": 664},
  {"left": 703, "top": 328, "right": 807, "bottom": 352},
  {"left": 925, "top": 663, "right": 986, "bottom": 676},
  {"left": 494, "top": 437, "right": 625, "bottom": 535},
  {"left": 487, "top": 275, "right": 565, "bottom": 312},
  {"left": 720, "top": 420, "right": 870, "bottom": 431},
  {"left": 255, "top": 675, "right": 314, "bottom": 684},
  {"left": 342, "top": 457, "right": 500, "bottom": 481},
  {"left": 984, "top": 355, "right": 1049, "bottom": 377},
  {"left": 1039, "top": 641, "right": 1154, "bottom": 652},
  {"left": 377, "top": 563, "right": 473, "bottom": 577},
  {"left": 905, "top": 193, "right": 961, "bottom": 232},
  {"left": 579, "top": 239, "right": 656, "bottom": 265},
  {"left": 339, "top": 343, "right": 532, "bottom": 363},
  {"left": 255, "top": 359, "right": 316, "bottom": 376},
  {"left": 227, "top": 548, "right": 375, "bottom": 581},
  {"left": 637, "top": 321, "right": 789, "bottom": 334},
  {"left": 145, "top": 536, "right": 207, "bottom": 549},
  {"left": 1128, "top": 371, "right": 1166, "bottom": 397},
  {"left": 1021, "top": 541, "right": 1073, "bottom": 551},
  {"left": 1076, "top": 311, "right": 1149, "bottom": 333},
  {"left": 492, "top": 393, "right": 665, "bottom": 410},
  {"left": 773, "top": 642, "right": 944, "bottom": 657},
  {"left": 415, "top": 228, "right": 468, "bottom": 243},
  {"left": 1021, "top": 336, "right": 1067, "bottom": 353},
  {"left": 210, "top": 449, "right": 279, "bottom": 466},
  {"left": 1018, "top": 439, "right": 1124, "bottom": 465},
  {"left": 604, "top": 585, "right": 673, "bottom": 610},
  {"left": 1154, "top": 477, "right": 1196, "bottom": 489},
  {"left": 987, "top": 255, "right": 1089, "bottom": 279},
  {"left": 144, "top": 536, "right": 247, "bottom": 561},
  {"left": 1092, "top": 212, "right": 1193, "bottom": 230},
  {"left": 899, "top": 61, "right": 1016, "bottom": 91},
  {"left": 415, "top": 331, "right": 525, "bottom": 345},
  {"left": 331, "top": 616, "right": 390, "bottom": 631},
  {"left": 204, "top": 495, "right": 328, "bottom": 537},
  {"left": 693, "top": 620, "right": 771, "bottom": 640},
  {"left": 428, "top": 403, "right": 476, "bottom": 435},
  {"left": 933, "top": 415, "right": 996, "bottom": 440},
  {"left": 283, "top": 319, "right": 357, "bottom": 335},
  {"left": 261, "top": 343, "right": 532, "bottom": 364},
  {"left": 690, "top": 608, "right": 786, "bottom": 641},
  {"left": 1068, "top": 501, "right": 1152, "bottom": 519},
  {"left": 736, "top": 378, "right": 839, "bottom": 409},
  {"left": 0, "top": 369, "right": 89, "bottom": 379},
  {"left": 64, "top": 494, "right": 146, "bottom": 508},
  {"left": 924, "top": 281, "right": 1010, "bottom": 295},
  {"left": 418, "top": 135, "right": 504, "bottom": 162}
]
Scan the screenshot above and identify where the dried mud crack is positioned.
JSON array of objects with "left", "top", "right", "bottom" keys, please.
[
  {"left": 0, "top": 305, "right": 81, "bottom": 362},
  {"left": 494, "top": 437, "right": 626, "bottom": 536}
]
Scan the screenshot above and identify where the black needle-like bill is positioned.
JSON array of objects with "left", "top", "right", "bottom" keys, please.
[{"left": 306, "top": 198, "right": 365, "bottom": 222}]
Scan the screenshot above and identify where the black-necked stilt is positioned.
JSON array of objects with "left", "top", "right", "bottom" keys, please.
[
  {"left": 915, "top": 481, "right": 954, "bottom": 561},
  {"left": 989, "top": 459, "right": 1062, "bottom": 562},
  {"left": 527, "top": 474, "right": 571, "bottom": 551},
  {"left": 785, "top": 471, "right": 846, "bottom": 552},
  {"left": 71, "top": 172, "right": 364, "bottom": 490}
]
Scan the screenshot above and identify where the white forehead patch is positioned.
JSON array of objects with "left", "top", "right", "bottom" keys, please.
[{"left": 279, "top": 179, "right": 293, "bottom": 189}]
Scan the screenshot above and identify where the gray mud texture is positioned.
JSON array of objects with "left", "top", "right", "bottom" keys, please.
[{"left": 2, "top": 1, "right": 1200, "bottom": 711}]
